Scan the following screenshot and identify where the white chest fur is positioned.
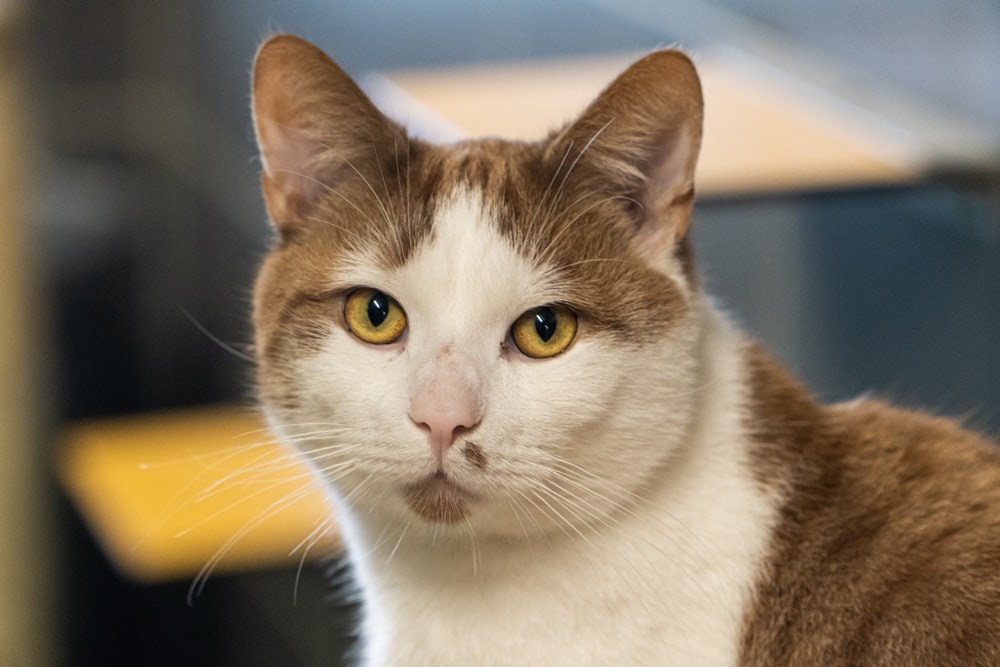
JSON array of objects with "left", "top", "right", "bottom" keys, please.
[{"left": 338, "top": 311, "right": 777, "bottom": 667}]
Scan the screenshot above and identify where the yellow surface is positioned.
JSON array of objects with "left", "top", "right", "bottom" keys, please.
[
  {"left": 58, "top": 406, "right": 338, "bottom": 583},
  {"left": 380, "top": 53, "right": 922, "bottom": 194}
]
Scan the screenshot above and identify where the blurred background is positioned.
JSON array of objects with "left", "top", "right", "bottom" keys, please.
[{"left": 2, "top": 0, "right": 998, "bottom": 665}]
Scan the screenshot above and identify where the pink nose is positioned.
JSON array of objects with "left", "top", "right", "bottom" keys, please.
[{"left": 409, "top": 387, "right": 481, "bottom": 460}]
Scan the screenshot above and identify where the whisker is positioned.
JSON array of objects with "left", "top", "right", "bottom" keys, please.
[
  {"left": 462, "top": 515, "right": 481, "bottom": 577},
  {"left": 523, "top": 141, "right": 574, "bottom": 234},
  {"left": 137, "top": 438, "right": 278, "bottom": 470},
  {"left": 370, "top": 143, "right": 395, "bottom": 228},
  {"left": 187, "top": 483, "right": 318, "bottom": 604},
  {"left": 556, "top": 118, "right": 614, "bottom": 197},
  {"left": 533, "top": 193, "right": 631, "bottom": 265},
  {"left": 525, "top": 486, "right": 594, "bottom": 547},
  {"left": 180, "top": 308, "right": 255, "bottom": 363},
  {"left": 385, "top": 519, "right": 411, "bottom": 566},
  {"left": 291, "top": 517, "right": 339, "bottom": 607},
  {"left": 177, "top": 474, "right": 317, "bottom": 538}
]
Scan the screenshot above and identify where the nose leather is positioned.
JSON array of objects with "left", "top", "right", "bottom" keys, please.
[
  {"left": 408, "top": 353, "right": 483, "bottom": 462},
  {"left": 409, "top": 386, "right": 480, "bottom": 458}
]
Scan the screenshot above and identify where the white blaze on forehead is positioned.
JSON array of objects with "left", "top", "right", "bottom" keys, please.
[{"left": 393, "top": 187, "right": 545, "bottom": 345}]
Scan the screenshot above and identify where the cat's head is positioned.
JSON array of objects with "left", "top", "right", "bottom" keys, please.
[{"left": 251, "top": 35, "right": 705, "bottom": 541}]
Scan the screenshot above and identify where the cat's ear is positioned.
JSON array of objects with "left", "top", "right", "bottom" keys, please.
[
  {"left": 251, "top": 34, "right": 404, "bottom": 234},
  {"left": 547, "top": 50, "right": 703, "bottom": 257}
]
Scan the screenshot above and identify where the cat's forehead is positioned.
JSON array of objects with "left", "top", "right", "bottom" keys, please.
[
  {"left": 332, "top": 140, "right": 544, "bottom": 275},
  {"left": 412, "top": 139, "right": 608, "bottom": 270},
  {"left": 397, "top": 185, "right": 555, "bottom": 313}
]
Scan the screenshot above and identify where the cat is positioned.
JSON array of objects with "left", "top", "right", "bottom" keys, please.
[{"left": 249, "top": 34, "right": 1000, "bottom": 666}]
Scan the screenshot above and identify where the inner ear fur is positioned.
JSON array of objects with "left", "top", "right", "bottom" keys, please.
[{"left": 251, "top": 34, "right": 406, "bottom": 232}]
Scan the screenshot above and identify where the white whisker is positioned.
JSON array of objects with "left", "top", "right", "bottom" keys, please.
[
  {"left": 187, "top": 482, "right": 319, "bottom": 603},
  {"left": 385, "top": 519, "right": 411, "bottom": 566},
  {"left": 555, "top": 118, "right": 614, "bottom": 197}
]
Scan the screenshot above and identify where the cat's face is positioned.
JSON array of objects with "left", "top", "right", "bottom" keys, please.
[{"left": 251, "top": 35, "right": 705, "bottom": 540}]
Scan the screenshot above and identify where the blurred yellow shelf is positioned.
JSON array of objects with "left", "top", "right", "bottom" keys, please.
[{"left": 57, "top": 406, "right": 338, "bottom": 583}]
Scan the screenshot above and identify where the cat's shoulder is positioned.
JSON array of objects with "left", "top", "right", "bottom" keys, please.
[
  {"left": 742, "top": 356, "right": 1000, "bottom": 666},
  {"left": 741, "top": 340, "right": 1000, "bottom": 488},
  {"left": 831, "top": 397, "right": 1000, "bottom": 487}
]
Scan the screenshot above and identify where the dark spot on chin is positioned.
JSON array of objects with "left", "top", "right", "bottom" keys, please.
[{"left": 462, "top": 442, "right": 488, "bottom": 470}]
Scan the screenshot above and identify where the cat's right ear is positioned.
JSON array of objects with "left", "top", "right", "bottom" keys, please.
[{"left": 251, "top": 34, "right": 404, "bottom": 234}]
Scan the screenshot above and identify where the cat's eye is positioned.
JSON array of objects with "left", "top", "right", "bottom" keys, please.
[
  {"left": 344, "top": 288, "right": 407, "bottom": 345},
  {"left": 511, "top": 305, "right": 578, "bottom": 359}
]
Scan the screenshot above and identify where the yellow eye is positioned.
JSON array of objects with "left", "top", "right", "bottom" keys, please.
[
  {"left": 511, "top": 305, "right": 578, "bottom": 358},
  {"left": 344, "top": 288, "right": 407, "bottom": 344}
]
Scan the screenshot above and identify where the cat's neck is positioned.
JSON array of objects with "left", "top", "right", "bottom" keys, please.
[{"left": 338, "top": 302, "right": 783, "bottom": 666}]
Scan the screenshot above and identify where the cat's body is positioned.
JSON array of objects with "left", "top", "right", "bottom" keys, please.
[{"left": 250, "top": 35, "right": 1000, "bottom": 666}]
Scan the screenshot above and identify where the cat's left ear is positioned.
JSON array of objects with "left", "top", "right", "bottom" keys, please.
[{"left": 547, "top": 50, "right": 703, "bottom": 257}]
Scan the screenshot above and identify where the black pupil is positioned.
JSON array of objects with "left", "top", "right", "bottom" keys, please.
[
  {"left": 367, "top": 292, "right": 390, "bottom": 327},
  {"left": 534, "top": 307, "right": 557, "bottom": 342}
]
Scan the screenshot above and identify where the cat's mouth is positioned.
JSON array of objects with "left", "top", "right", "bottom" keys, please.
[{"left": 403, "top": 472, "right": 476, "bottom": 524}]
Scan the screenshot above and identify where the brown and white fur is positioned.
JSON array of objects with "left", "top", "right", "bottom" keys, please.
[{"left": 250, "top": 34, "right": 1000, "bottom": 666}]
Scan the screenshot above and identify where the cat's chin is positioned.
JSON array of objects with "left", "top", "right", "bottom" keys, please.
[{"left": 403, "top": 472, "right": 476, "bottom": 524}]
